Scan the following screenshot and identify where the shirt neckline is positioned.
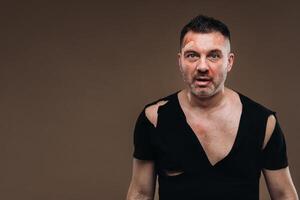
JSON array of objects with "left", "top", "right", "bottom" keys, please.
[{"left": 173, "top": 89, "right": 245, "bottom": 168}]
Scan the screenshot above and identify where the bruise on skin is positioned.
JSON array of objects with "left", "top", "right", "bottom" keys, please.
[
  {"left": 181, "top": 32, "right": 231, "bottom": 54},
  {"left": 182, "top": 41, "right": 195, "bottom": 52}
]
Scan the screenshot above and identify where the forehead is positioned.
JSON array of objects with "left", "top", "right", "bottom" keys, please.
[{"left": 181, "top": 31, "right": 230, "bottom": 53}]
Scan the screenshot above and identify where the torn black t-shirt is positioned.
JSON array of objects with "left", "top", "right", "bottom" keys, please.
[{"left": 132, "top": 90, "right": 288, "bottom": 200}]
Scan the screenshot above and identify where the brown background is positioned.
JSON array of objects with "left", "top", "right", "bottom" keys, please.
[{"left": 0, "top": 1, "right": 299, "bottom": 200}]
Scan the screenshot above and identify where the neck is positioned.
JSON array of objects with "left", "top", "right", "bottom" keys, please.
[{"left": 182, "top": 88, "right": 228, "bottom": 113}]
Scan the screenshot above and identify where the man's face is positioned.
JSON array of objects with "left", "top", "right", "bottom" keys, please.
[{"left": 178, "top": 31, "right": 234, "bottom": 98}]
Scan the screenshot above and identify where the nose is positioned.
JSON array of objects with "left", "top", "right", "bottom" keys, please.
[{"left": 196, "top": 58, "right": 209, "bottom": 73}]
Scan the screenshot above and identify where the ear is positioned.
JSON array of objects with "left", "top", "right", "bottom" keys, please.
[
  {"left": 227, "top": 52, "right": 235, "bottom": 72},
  {"left": 178, "top": 52, "right": 183, "bottom": 72}
]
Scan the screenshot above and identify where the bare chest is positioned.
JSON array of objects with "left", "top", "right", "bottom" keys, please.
[{"left": 186, "top": 108, "right": 242, "bottom": 166}]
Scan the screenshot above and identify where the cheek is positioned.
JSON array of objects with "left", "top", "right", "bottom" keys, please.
[
  {"left": 180, "top": 65, "right": 194, "bottom": 82},
  {"left": 210, "top": 63, "right": 225, "bottom": 75},
  {"left": 181, "top": 61, "right": 197, "bottom": 73},
  {"left": 181, "top": 65, "right": 195, "bottom": 79}
]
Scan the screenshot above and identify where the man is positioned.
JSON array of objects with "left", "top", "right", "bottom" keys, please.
[{"left": 127, "top": 15, "right": 298, "bottom": 200}]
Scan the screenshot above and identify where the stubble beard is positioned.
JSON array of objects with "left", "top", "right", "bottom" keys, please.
[
  {"left": 190, "top": 82, "right": 215, "bottom": 98},
  {"left": 189, "top": 74, "right": 226, "bottom": 99}
]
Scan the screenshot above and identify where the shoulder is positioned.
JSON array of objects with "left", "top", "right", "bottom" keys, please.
[
  {"left": 239, "top": 92, "right": 275, "bottom": 116},
  {"left": 238, "top": 92, "right": 277, "bottom": 149},
  {"left": 143, "top": 91, "right": 178, "bottom": 127},
  {"left": 145, "top": 100, "right": 168, "bottom": 127}
]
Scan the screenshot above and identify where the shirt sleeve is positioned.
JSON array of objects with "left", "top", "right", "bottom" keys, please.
[
  {"left": 261, "top": 113, "right": 289, "bottom": 170},
  {"left": 133, "top": 108, "right": 156, "bottom": 160}
]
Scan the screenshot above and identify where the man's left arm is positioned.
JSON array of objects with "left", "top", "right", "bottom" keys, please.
[
  {"left": 262, "top": 115, "right": 298, "bottom": 199},
  {"left": 263, "top": 167, "right": 298, "bottom": 200}
]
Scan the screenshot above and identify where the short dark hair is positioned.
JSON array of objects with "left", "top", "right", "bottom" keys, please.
[{"left": 180, "top": 15, "right": 231, "bottom": 48}]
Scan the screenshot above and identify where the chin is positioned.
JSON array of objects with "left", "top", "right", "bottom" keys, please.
[{"left": 191, "top": 87, "right": 214, "bottom": 98}]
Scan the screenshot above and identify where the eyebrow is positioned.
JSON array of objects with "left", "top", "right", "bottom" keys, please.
[
  {"left": 183, "top": 50, "right": 198, "bottom": 55},
  {"left": 209, "top": 49, "right": 222, "bottom": 54},
  {"left": 183, "top": 49, "right": 223, "bottom": 55}
]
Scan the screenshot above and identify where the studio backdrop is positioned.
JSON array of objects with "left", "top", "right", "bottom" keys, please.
[{"left": 0, "top": 1, "right": 299, "bottom": 199}]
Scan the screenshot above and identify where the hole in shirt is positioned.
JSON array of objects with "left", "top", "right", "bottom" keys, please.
[
  {"left": 164, "top": 169, "right": 185, "bottom": 177},
  {"left": 145, "top": 100, "right": 169, "bottom": 127}
]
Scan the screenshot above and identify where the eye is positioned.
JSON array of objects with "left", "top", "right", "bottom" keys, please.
[
  {"left": 208, "top": 52, "right": 221, "bottom": 61},
  {"left": 186, "top": 53, "right": 196, "bottom": 58},
  {"left": 185, "top": 52, "right": 199, "bottom": 61}
]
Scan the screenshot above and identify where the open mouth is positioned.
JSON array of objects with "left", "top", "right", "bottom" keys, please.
[
  {"left": 194, "top": 77, "right": 212, "bottom": 86},
  {"left": 196, "top": 78, "right": 211, "bottom": 81}
]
